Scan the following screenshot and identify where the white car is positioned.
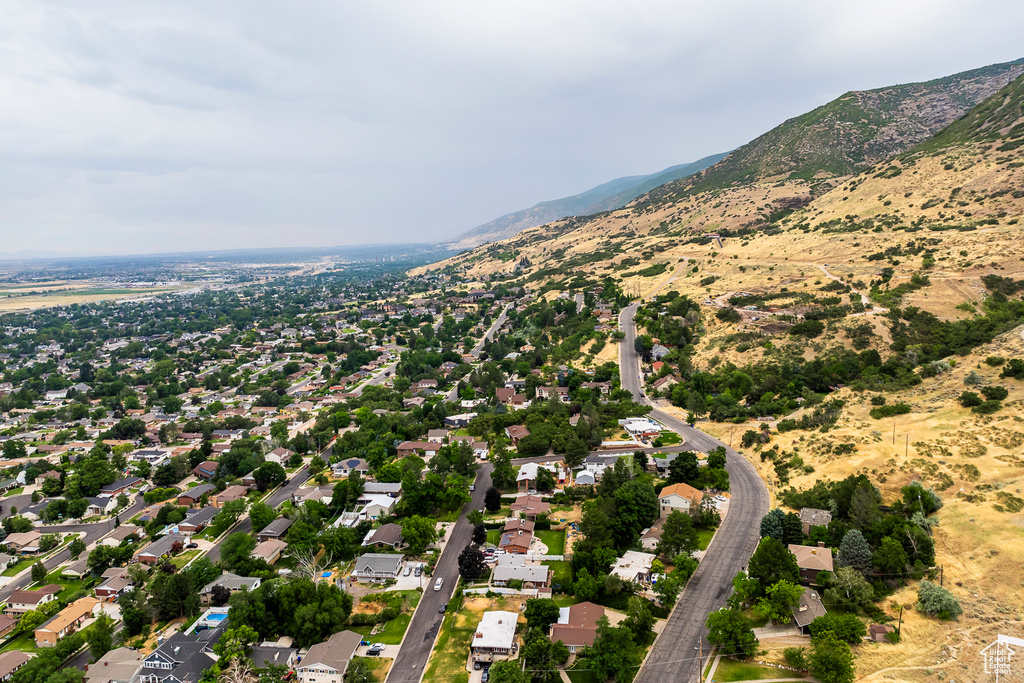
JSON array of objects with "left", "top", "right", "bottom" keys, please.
[{"left": 434, "top": 577, "right": 444, "bottom": 591}]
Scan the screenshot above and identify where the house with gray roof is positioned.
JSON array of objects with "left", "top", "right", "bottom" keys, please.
[
  {"left": 199, "top": 573, "right": 262, "bottom": 605},
  {"left": 295, "top": 630, "right": 362, "bottom": 683},
  {"left": 352, "top": 553, "right": 404, "bottom": 582},
  {"left": 361, "top": 523, "right": 404, "bottom": 549},
  {"left": 256, "top": 517, "right": 293, "bottom": 542}
]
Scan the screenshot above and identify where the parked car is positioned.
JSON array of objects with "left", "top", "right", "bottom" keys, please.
[
  {"left": 414, "top": 566, "right": 422, "bottom": 577},
  {"left": 438, "top": 605, "right": 446, "bottom": 613},
  {"left": 434, "top": 577, "right": 444, "bottom": 591},
  {"left": 185, "top": 542, "right": 198, "bottom": 549},
  {"left": 474, "top": 661, "right": 482, "bottom": 670},
  {"left": 403, "top": 566, "right": 412, "bottom": 576},
  {"left": 469, "top": 484, "right": 475, "bottom": 491},
  {"left": 482, "top": 670, "right": 489, "bottom": 682},
  {"left": 367, "top": 644, "right": 384, "bottom": 656}
]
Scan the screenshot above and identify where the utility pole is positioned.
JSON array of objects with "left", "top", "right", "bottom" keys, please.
[
  {"left": 906, "top": 434, "right": 909, "bottom": 458},
  {"left": 897, "top": 605, "right": 904, "bottom": 639},
  {"left": 892, "top": 422, "right": 896, "bottom": 445},
  {"left": 698, "top": 636, "right": 703, "bottom": 683},
  {"left": 940, "top": 565, "right": 944, "bottom": 587}
]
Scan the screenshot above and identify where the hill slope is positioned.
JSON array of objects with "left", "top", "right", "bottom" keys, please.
[
  {"left": 443, "top": 153, "right": 726, "bottom": 250},
  {"left": 644, "top": 57, "right": 1024, "bottom": 202}
]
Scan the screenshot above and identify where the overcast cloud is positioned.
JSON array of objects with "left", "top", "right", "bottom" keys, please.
[{"left": 0, "top": 0, "right": 1021, "bottom": 255}]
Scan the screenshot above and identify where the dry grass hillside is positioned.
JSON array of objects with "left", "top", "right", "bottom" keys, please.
[{"left": 698, "top": 325, "right": 1024, "bottom": 683}]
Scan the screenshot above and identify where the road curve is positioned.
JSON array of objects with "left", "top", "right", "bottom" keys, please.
[{"left": 619, "top": 302, "right": 769, "bottom": 683}]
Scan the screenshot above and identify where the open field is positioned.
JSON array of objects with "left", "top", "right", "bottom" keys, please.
[
  {"left": 711, "top": 657, "right": 805, "bottom": 682},
  {"left": 0, "top": 283, "right": 188, "bottom": 312}
]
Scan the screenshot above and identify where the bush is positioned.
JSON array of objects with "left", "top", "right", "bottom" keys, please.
[
  {"left": 973, "top": 400, "right": 1003, "bottom": 415},
  {"left": 957, "top": 391, "right": 982, "bottom": 407},
  {"left": 917, "top": 580, "right": 962, "bottom": 620},
  {"left": 980, "top": 385, "right": 1008, "bottom": 401},
  {"left": 716, "top": 308, "right": 742, "bottom": 323},
  {"left": 870, "top": 396, "right": 886, "bottom": 406},
  {"left": 808, "top": 613, "right": 867, "bottom": 644},
  {"left": 790, "top": 320, "right": 825, "bottom": 338},
  {"left": 783, "top": 646, "right": 808, "bottom": 669},
  {"left": 869, "top": 402, "right": 912, "bottom": 419}
]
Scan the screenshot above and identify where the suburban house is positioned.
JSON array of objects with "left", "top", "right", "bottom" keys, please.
[
  {"left": 610, "top": 551, "right": 656, "bottom": 585},
  {"left": 136, "top": 533, "right": 187, "bottom": 565},
  {"left": 294, "top": 630, "right": 362, "bottom": 683},
  {"left": 100, "top": 524, "right": 143, "bottom": 548},
  {"left": 4, "top": 531, "right": 42, "bottom": 554},
  {"left": 868, "top": 623, "right": 896, "bottom": 643},
  {"left": 426, "top": 429, "right": 449, "bottom": 442},
  {"left": 583, "top": 455, "right": 620, "bottom": 480},
  {"left": 265, "top": 447, "right": 295, "bottom": 466},
  {"left": 789, "top": 543, "right": 835, "bottom": 582},
  {"left": 355, "top": 493, "right": 399, "bottom": 520},
  {"left": 535, "top": 386, "right": 570, "bottom": 403},
  {"left": 395, "top": 441, "right": 439, "bottom": 458},
  {"left": 0, "top": 651, "right": 30, "bottom": 682},
  {"left": 471, "top": 611, "right": 519, "bottom": 664},
  {"left": 640, "top": 518, "right": 665, "bottom": 552},
  {"left": 99, "top": 477, "right": 144, "bottom": 497},
  {"left": 619, "top": 418, "right": 662, "bottom": 442},
  {"left": 256, "top": 517, "right": 294, "bottom": 543},
  {"left": 516, "top": 462, "right": 555, "bottom": 492},
  {"left": 492, "top": 555, "right": 551, "bottom": 590},
  {"left": 210, "top": 485, "right": 249, "bottom": 508},
  {"left": 574, "top": 470, "right": 596, "bottom": 486},
  {"left": 361, "top": 523, "right": 404, "bottom": 549},
  {"left": 85, "top": 496, "right": 120, "bottom": 517},
  {"left": 363, "top": 482, "right": 402, "bottom": 498},
  {"left": 178, "top": 506, "right": 219, "bottom": 534},
  {"left": 0, "top": 614, "right": 17, "bottom": 640},
  {"left": 504, "top": 425, "right": 530, "bottom": 446},
  {"left": 134, "top": 631, "right": 218, "bottom": 683},
  {"left": 658, "top": 482, "right": 704, "bottom": 517},
  {"left": 499, "top": 525, "right": 533, "bottom": 555},
  {"left": 332, "top": 457, "right": 370, "bottom": 477},
  {"left": 200, "top": 573, "right": 262, "bottom": 605},
  {"left": 509, "top": 495, "right": 550, "bottom": 520},
  {"left": 352, "top": 554, "right": 404, "bottom": 582},
  {"left": 292, "top": 487, "right": 333, "bottom": 505},
  {"left": 249, "top": 644, "right": 297, "bottom": 670},
  {"left": 192, "top": 461, "right": 219, "bottom": 480},
  {"left": 178, "top": 484, "right": 216, "bottom": 507},
  {"left": 35, "top": 597, "right": 101, "bottom": 647},
  {"left": 84, "top": 647, "right": 144, "bottom": 683},
  {"left": 551, "top": 602, "right": 605, "bottom": 654},
  {"left": 799, "top": 508, "right": 832, "bottom": 536},
  {"left": 791, "top": 588, "right": 827, "bottom": 634},
  {"left": 251, "top": 539, "right": 288, "bottom": 565},
  {"left": 4, "top": 584, "right": 61, "bottom": 616},
  {"left": 95, "top": 571, "right": 133, "bottom": 601}
]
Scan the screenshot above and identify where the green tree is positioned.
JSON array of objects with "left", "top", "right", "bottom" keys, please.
[
  {"left": 524, "top": 598, "right": 561, "bottom": 631},
  {"left": 220, "top": 532, "right": 257, "bottom": 571},
  {"left": 458, "top": 544, "right": 487, "bottom": 581},
  {"left": 837, "top": 529, "right": 873, "bottom": 577},
  {"left": 808, "top": 613, "right": 867, "bottom": 644},
  {"left": 808, "top": 632, "right": 855, "bottom": 683},
  {"left": 584, "top": 616, "right": 641, "bottom": 682},
  {"left": 916, "top": 580, "right": 962, "bottom": 620},
  {"left": 488, "top": 660, "right": 531, "bottom": 683},
  {"left": 574, "top": 568, "right": 601, "bottom": 602},
  {"left": 308, "top": 455, "right": 326, "bottom": 476},
  {"left": 657, "top": 510, "right": 698, "bottom": 558},
  {"left": 849, "top": 481, "right": 881, "bottom": 530},
  {"left": 748, "top": 537, "right": 800, "bottom": 597},
  {"left": 666, "top": 451, "right": 699, "bottom": 484},
  {"left": 824, "top": 566, "right": 874, "bottom": 608},
  {"left": 484, "top": 486, "right": 502, "bottom": 512},
  {"left": 706, "top": 607, "right": 758, "bottom": 658},
  {"left": 622, "top": 596, "right": 655, "bottom": 643},
  {"left": 399, "top": 515, "right": 439, "bottom": 555},
  {"left": 755, "top": 580, "right": 803, "bottom": 624},
  {"left": 87, "top": 613, "right": 115, "bottom": 662},
  {"left": 248, "top": 502, "right": 277, "bottom": 534},
  {"left": 873, "top": 536, "right": 908, "bottom": 576},
  {"left": 31, "top": 561, "right": 47, "bottom": 583},
  {"left": 214, "top": 625, "right": 260, "bottom": 662}
]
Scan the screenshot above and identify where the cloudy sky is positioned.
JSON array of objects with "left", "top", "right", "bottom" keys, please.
[{"left": 1, "top": 1, "right": 1022, "bottom": 256}]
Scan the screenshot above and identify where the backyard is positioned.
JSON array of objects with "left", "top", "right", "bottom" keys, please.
[
  {"left": 710, "top": 657, "right": 806, "bottom": 682},
  {"left": 348, "top": 590, "right": 421, "bottom": 645},
  {"left": 535, "top": 529, "right": 565, "bottom": 555}
]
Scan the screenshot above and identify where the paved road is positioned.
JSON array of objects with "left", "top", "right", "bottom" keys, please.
[
  {"left": 386, "top": 464, "right": 493, "bottom": 683},
  {"left": 0, "top": 493, "right": 147, "bottom": 602},
  {"left": 472, "top": 304, "right": 512, "bottom": 358},
  {"left": 353, "top": 360, "right": 398, "bottom": 397},
  {"left": 619, "top": 303, "right": 769, "bottom": 683},
  {"left": 206, "top": 465, "right": 309, "bottom": 563},
  {"left": 575, "top": 293, "right": 584, "bottom": 314}
]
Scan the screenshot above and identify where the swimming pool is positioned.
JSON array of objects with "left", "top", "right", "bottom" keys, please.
[{"left": 206, "top": 613, "right": 227, "bottom": 622}]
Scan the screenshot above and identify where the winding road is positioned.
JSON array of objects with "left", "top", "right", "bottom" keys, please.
[{"left": 619, "top": 302, "right": 770, "bottom": 683}]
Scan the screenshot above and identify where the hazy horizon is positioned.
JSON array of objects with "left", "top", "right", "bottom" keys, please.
[{"left": 1, "top": 1, "right": 1023, "bottom": 256}]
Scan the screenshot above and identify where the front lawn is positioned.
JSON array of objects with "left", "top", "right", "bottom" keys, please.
[
  {"left": 711, "top": 657, "right": 805, "bottom": 682},
  {"left": 486, "top": 529, "right": 502, "bottom": 547},
  {"left": 566, "top": 667, "right": 603, "bottom": 683},
  {"left": 535, "top": 530, "right": 565, "bottom": 555},
  {"left": 697, "top": 529, "right": 716, "bottom": 551},
  {"left": 483, "top": 506, "right": 509, "bottom": 521},
  {"left": 2, "top": 487, "right": 24, "bottom": 498},
  {"left": 422, "top": 606, "right": 482, "bottom": 683},
  {"left": 657, "top": 431, "right": 682, "bottom": 445}
]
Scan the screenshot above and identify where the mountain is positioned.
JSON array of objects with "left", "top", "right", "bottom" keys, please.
[
  {"left": 443, "top": 153, "right": 727, "bottom": 250},
  {"left": 643, "top": 57, "right": 1024, "bottom": 203},
  {"left": 415, "top": 58, "right": 1024, "bottom": 294}
]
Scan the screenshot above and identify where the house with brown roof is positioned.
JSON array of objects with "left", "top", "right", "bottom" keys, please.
[
  {"left": 0, "top": 614, "right": 18, "bottom": 640},
  {"left": 361, "top": 523, "right": 404, "bottom": 549},
  {"left": 658, "top": 482, "right": 704, "bottom": 517},
  {"left": 788, "top": 542, "right": 834, "bottom": 582},
  {"left": 499, "top": 527, "right": 532, "bottom": 555},
  {"left": 551, "top": 602, "right": 605, "bottom": 653},
  {"left": 504, "top": 425, "right": 530, "bottom": 446},
  {"left": 509, "top": 494, "right": 550, "bottom": 520},
  {"left": 395, "top": 441, "right": 439, "bottom": 458},
  {"left": 192, "top": 460, "right": 219, "bottom": 480},
  {"left": 251, "top": 539, "right": 287, "bottom": 565},
  {"left": 35, "top": 597, "right": 101, "bottom": 647},
  {"left": 295, "top": 630, "right": 363, "bottom": 683},
  {"left": 4, "top": 530, "right": 42, "bottom": 554},
  {"left": 211, "top": 485, "right": 249, "bottom": 508},
  {"left": 0, "top": 651, "right": 30, "bottom": 681},
  {"left": 4, "top": 584, "right": 61, "bottom": 616},
  {"left": 177, "top": 483, "right": 216, "bottom": 507}
]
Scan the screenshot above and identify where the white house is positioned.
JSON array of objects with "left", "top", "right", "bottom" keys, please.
[{"left": 471, "top": 611, "right": 519, "bottom": 663}]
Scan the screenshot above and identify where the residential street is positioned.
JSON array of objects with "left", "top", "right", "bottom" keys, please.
[
  {"left": 619, "top": 302, "right": 770, "bottom": 683},
  {"left": 385, "top": 464, "right": 493, "bottom": 683}
]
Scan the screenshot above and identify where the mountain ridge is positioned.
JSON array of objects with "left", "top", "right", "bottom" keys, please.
[{"left": 443, "top": 152, "right": 727, "bottom": 250}]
